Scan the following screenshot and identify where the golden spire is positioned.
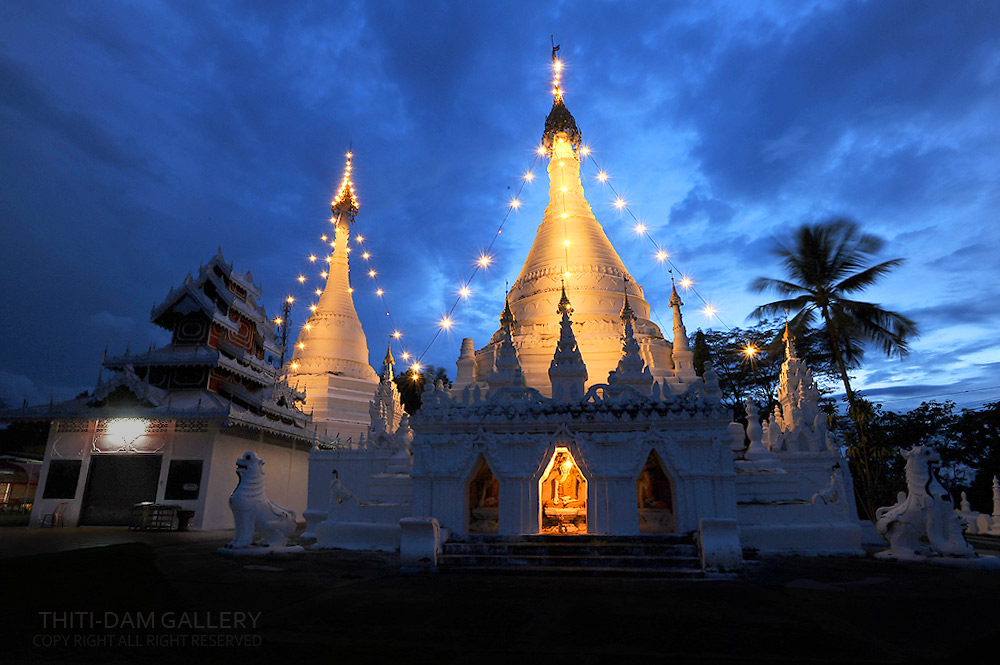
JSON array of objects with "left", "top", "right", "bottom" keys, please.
[
  {"left": 331, "top": 150, "right": 358, "bottom": 222},
  {"left": 542, "top": 40, "right": 581, "bottom": 156}
]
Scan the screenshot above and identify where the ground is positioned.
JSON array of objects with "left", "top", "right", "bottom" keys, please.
[{"left": 1, "top": 527, "right": 996, "bottom": 664}]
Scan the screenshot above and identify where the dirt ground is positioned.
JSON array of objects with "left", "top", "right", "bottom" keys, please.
[{"left": 1, "top": 528, "right": 997, "bottom": 664}]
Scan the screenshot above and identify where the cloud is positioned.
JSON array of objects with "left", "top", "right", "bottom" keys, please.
[{"left": 87, "top": 311, "right": 135, "bottom": 332}]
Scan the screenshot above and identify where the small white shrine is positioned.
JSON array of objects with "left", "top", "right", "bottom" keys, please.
[{"left": 306, "top": 55, "right": 864, "bottom": 559}]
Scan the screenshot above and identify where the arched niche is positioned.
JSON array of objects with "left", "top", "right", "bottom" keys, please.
[
  {"left": 538, "top": 446, "right": 587, "bottom": 534},
  {"left": 636, "top": 449, "right": 675, "bottom": 533},
  {"left": 467, "top": 455, "right": 499, "bottom": 534}
]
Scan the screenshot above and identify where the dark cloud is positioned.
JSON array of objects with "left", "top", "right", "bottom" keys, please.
[{"left": 0, "top": 1, "right": 997, "bottom": 409}]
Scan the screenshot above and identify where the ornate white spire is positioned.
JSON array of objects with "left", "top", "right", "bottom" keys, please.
[
  {"left": 549, "top": 283, "right": 588, "bottom": 402},
  {"left": 669, "top": 278, "right": 698, "bottom": 383},
  {"left": 608, "top": 281, "right": 653, "bottom": 395},
  {"left": 380, "top": 341, "right": 395, "bottom": 382},
  {"left": 488, "top": 295, "right": 526, "bottom": 390}
]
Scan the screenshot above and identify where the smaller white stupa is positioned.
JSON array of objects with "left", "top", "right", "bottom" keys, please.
[{"left": 286, "top": 153, "right": 380, "bottom": 442}]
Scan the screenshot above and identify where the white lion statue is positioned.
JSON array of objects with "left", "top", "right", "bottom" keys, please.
[
  {"left": 223, "top": 451, "right": 297, "bottom": 550},
  {"left": 875, "top": 445, "right": 974, "bottom": 560}
]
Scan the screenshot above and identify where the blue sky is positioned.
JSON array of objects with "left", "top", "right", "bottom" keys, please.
[{"left": 2, "top": 1, "right": 999, "bottom": 412}]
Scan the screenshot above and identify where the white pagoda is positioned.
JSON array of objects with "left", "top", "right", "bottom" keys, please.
[{"left": 286, "top": 154, "right": 382, "bottom": 442}]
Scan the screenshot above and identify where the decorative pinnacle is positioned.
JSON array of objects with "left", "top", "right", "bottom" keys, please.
[
  {"left": 541, "top": 42, "right": 582, "bottom": 156},
  {"left": 331, "top": 150, "right": 359, "bottom": 222},
  {"left": 382, "top": 341, "right": 395, "bottom": 380},
  {"left": 620, "top": 277, "right": 635, "bottom": 323},
  {"left": 782, "top": 309, "right": 797, "bottom": 358},
  {"left": 557, "top": 280, "right": 573, "bottom": 316},
  {"left": 669, "top": 277, "right": 683, "bottom": 308},
  {"left": 500, "top": 293, "right": 515, "bottom": 331}
]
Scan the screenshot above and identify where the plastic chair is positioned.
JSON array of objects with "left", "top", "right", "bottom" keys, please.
[{"left": 40, "top": 502, "right": 68, "bottom": 527}]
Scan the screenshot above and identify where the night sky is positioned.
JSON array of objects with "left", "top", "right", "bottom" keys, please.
[{"left": 2, "top": 1, "right": 999, "bottom": 412}]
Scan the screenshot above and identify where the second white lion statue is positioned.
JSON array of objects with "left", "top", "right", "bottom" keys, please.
[
  {"left": 223, "top": 451, "right": 297, "bottom": 550},
  {"left": 875, "top": 445, "right": 974, "bottom": 560}
]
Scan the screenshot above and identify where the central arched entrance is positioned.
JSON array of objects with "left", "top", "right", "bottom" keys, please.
[{"left": 539, "top": 447, "right": 587, "bottom": 534}]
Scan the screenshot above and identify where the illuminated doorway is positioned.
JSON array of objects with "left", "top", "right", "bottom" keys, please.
[
  {"left": 539, "top": 447, "right": 587, "bottom": 534},
  {"left": 467, "top": 456, "right": 499, "bottom": 534},
  {"left": 636, "top": 450, "right": 675, "bottom": 533}
]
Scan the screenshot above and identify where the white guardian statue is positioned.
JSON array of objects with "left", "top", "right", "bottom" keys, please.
[
  {"left": 875, "top": 445, "right": 974, "bottom": 560},
  {"left": 219, "top": 451, "right": 303, "bottom": 555}
]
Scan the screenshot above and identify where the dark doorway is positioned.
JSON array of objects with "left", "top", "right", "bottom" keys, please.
[
  {"left": 80, "top": 455, "right": 162, "bottom": 526},
  {"left": 637, "top": 450, "right": 674, "bottom": 533},
  {"left": 467, "top": 456, "right": 499, "bottom": 534}
]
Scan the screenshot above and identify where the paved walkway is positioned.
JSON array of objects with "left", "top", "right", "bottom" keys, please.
[{"left": 2, "top": 527, "right": 999, "bottom": 663}]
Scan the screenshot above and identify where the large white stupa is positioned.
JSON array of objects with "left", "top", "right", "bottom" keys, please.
[
  {"left": 286, "top": 154, "right": 380, "bottom": 441},
  {"left": 454, "top": 62, "right": 682, "bottom": 396}
]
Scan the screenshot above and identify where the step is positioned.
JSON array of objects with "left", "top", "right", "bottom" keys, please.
[
  {"left": 438, "top": 565, "right": 705, "bottom": 579},
  {"left": 438, "top": 553, "right": 701, "bottom": 569},
  {"left": 449, "top": 533, "right": 694, "bottom": 545},
  {"left": 442, "top": 542, "right": 699, "bottom": 558}
]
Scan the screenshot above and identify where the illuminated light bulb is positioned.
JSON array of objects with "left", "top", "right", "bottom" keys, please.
[
  {"left": 439, "top": 317, "right": 452, "bottom": 330},
  {"left": 559, "top": 161, "right": 564, "bottom": 166},
  {"left": 376, "top": 288, "right": 384, "bottom": 296},
  {"left": 656, "top": 250, "right": 668, "bottom": 262},
  {"left": 362, "top": 252, "right": 370, "bottom": 260},
  {"left": 411, "top": 362, "right": 422, "bottom": 374},
  {"left": 325, "top": 256, "right": 332, "bottom": 263},
  {"left": 554, "top": 59, "right": 562, "bottom": 71},
  {"left": 320, "top": 271, "right": 328, "bottom": 278},
  {"left": 557, "top": 137, "right": 564, "bottom": 144},
  {"left": 321, "top": 235, "right": 328, "bottom": 241},
  {"left": 297, "top": 275, "right": 306, "bottom": 283},
  {"left": 562, "top": 212, "right": 569, "bottom": 219},
  {"left": 743, "top": 345, "right": 758, "bottom": 358},
  {"left": 561, "top": 186, "right": 567, "bottom": 192},
  {"left": 563, "top": 271, "right": 571, "bottom": 278},
  {"left": 635, "top": 223, "right": 646, "bottom": 234},
  {"left": 510, "top": 198, "right": 521, "bottom": 209},
  {"left": 309, "top": 255, "right": 317, "bottom": 262},
  {"left": 329, "top": 217, "right": 335, "bottom": 223},
  {"left": 345, "top": 247, "right": 351, "bottom": 253},
  {"left": 297, "top": 342, "right": 305, "bottom": 350},
  {"left": 478, "top": 254, "right": 492, "bottom": 268},
  {"left": 309, "top": 305, "right": 317, "bottom": 312},
  {"left": 393, "top": 330, "right": 402, "bottom": 339},
  {"left": 314, "top": 289, "right": 322, "bottom": 296},
  {"left": 524, "top": 171, "right": 534, "bottom": 181},
  {"left": 346, "top": 151, "right": 352, "bottom": 158},
  {"left": 356, "top": 235, "right": 364, "bottom": 243},
  {"left": 459, "top": 286, "right": 471, "bottom": 298},
  {"left": 274, "top": 317, "right": 282, "bottom": 325},
  {"left": 597, "top": 171, "right": 608, "bottom": 182},
  {"left": 286, "top": 296, "right": 295, "bottom": 304},
  {"left": 348, "top": 287, "right": 354, "bottom": 293},
  {"left": 614, "top": 198, "right": 626, "bottom": 209},
  {"left": 580, "top": 146, "right": 590, "bottom": 155},
  {"left": 680, "top": 277, "right": 693, "bottom": 289},
  {"left": 537, "top": 145, "right": 546, "bottom": 155},
  {"left": 290, "top": 362, "right": 299, "bottom": 370},
  {"left": 563, "top": 239, "right": 570, "bottom": 247},
  {"left": 702, "top": 305, "right": 717, "bottom": 318},
  {"left": 402, "top": 351, "right": 411, "bottom": 360},
  {"left": 304, "top": 324, "right": 312, "bottom": 330},
  {"left": 368, "top": 270, "right": 376, "bottom": 278}
]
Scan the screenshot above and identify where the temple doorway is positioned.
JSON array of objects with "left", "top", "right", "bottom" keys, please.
[
  {"left": 539, "top": 447, "right": 587, "bottom": 534},
  {"left": 467, "top": 456, "right": 499, "bottom": 534},
  {"left": 637, "top": 450, "right": 675, "bottom": 533},
  {"left": 80, "top": 455, "right": 162, "bottom": 526}
]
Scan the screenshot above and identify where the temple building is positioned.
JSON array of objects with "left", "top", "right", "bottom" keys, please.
[
  {"left": 308, "top": 53, "right": 862, "bottom": 561},
  {"left": 8, "top": 251, "right": 313, "bottom": 529},
  {"left": 285, "top": 154, "right": 382, "bottom": 442}
]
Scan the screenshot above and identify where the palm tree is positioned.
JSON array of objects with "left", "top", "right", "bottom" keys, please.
[{"left": 751, "top": 219, "right": 918, "bottom": 519}]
